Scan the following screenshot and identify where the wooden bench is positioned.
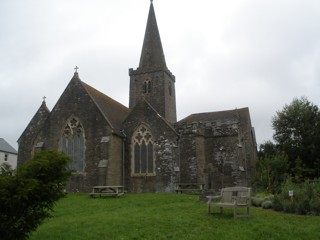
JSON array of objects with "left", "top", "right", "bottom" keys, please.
[
  {"left": 207, "top": 187, "right": 252, "bottom": 218},
  {"left": 89, "top": 186, "right": 124, "bottom": 198},
  {"left": 175, "top": 183, "right": 205, "bottom": 194}
]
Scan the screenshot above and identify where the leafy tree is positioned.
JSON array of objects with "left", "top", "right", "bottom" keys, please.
[
  {"left": 257, "top": 140, "right": 278, "bottom": 159},
  {"left": 0, "top": 151, "right": 71, "bottom": 240},
  {"left": 254, "top": 142, "right": 289, "bottom": 194},
  {"left": 272, "top": 97, "right": 320, "bottom": 179}
]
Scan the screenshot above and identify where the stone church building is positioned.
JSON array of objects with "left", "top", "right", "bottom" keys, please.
[{"left": 18, "top": 2, "right": 257, "bottom": 193}]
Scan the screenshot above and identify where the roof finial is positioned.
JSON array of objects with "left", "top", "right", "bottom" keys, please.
[
  {"left": 42, "top": 96, "right": 46, "bottom": 103},
  {"left": 150, "top": 0, "right": 153, "bottom": 3},
  {"left": 74, "top": 66, "right": 79, "bottom": 73}
]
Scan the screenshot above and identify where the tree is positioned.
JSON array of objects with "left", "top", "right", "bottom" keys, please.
[
  {"left": 254, "top": 141, "right": 289, "bottom": 193},
  {"left": 272, "top": 97, "right": 320, "bottom": 179},
  {"left": 0, "top": 151, "right": 71, "bottom": 240}
]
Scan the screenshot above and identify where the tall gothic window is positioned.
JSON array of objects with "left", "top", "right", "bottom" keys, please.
[
  {"left": 131, "top": 125, "right": 155, "bottom": 176},
  {"left": 60, "top": 117, "right": 85, "bottom": 173}
]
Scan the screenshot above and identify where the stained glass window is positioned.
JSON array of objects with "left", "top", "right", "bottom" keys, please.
[
  {"left": 60, "top": 117, "right": 85, "bottom": 173},
  {"left": 132, "top": 125, "right": 155, "bottom": 175}
]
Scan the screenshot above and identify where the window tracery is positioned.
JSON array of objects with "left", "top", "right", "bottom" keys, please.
[
  {"left": 60, "top": 117, "right": 85, "bottom": 173},
  {"left": 131, "top": 125, "right": 155, "bottom": 176}
]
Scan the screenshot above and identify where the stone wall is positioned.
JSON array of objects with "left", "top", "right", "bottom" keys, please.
[
  {"left": 129, "top": 69, "right": 176, "bottom": 123},
  {"left": 23, "top": 78, "right": 123, "bottom": 192},
  {"left": 123, "top": 99, "right": 179, "bottom": 193},
  {"left": 175, "top": 114, "right": 257, "bottom": 191}
]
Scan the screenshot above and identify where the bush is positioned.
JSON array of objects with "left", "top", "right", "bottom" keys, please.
[
  {"left": 261, "top": 200, "right": 273, "bottom": 209},
  {"left": 310, "top": 198, "right": 320, "bottom": 215},
  {"left": 251, "top": 197, "right": 265, "bottom": 207},
  {"left": 273, "top": 178, "right": 320, "bottom": 215},
  {"left": 0, "top": 151, "right": 71, "bottom": 240},
  {"left": 272, "top": 195, "right": 283, "bottom": 211}
]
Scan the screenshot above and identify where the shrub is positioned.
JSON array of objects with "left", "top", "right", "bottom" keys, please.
[
  {"left": 262, "top": 200, "right": 273, "bottom": 209},
  {"left": 0, "top": 151, "right": 71, "bottom": 240},
  {"left": 310, "top": 198, "right": 320, "bottom": 215},
  {"left": 251, "top": 197, "right": 265, "bottom": 207},
  {"left": 273, "top": 178, "right": 320, "bottom": 215},
  {"left": 272, "top": 195, "right": 283, "bottom": 211}
]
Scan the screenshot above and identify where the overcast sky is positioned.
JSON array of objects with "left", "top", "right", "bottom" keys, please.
[{"left": 1, "top": 0, "right": 320, "bottom": 150}]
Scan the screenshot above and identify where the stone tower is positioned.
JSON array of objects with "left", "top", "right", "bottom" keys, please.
[{"left": 129, "top": 1, "right": 177, "bottom": 123}]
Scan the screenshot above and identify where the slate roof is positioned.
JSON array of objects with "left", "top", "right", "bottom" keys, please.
[
  {"left": 80, "top": 78, "right": 130, "bottom": 135},
  {"left": 125, "top": 97, "right": 177, "bottom": 134},
  {"left": 18, "top": 100, "right": 51, "bottom": 143},
  {"left": 0, "top": 138, "right": 18, "bottom": 154},
  {"left": 177, "top": 107, "right": 251, "bottom": 125}
]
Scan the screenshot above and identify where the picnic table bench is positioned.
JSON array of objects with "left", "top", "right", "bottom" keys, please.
[
  {"left": 89, "top": 186, "right": 124, "bottom": 197},
  {"left": 175, "top": 183, "right": 205, "bottom": 194},
  {"left": 207, "top": 186, "right": 252, "bottom": 218}
]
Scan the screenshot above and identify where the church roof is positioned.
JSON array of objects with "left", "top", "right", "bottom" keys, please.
[
  {"left": 177, "top": 107, "right": 251, "bottom": 125},
  {"left": 80, "top": 77, "right": 130, "bottom": 135},
  {"left": 133, "top": 97, "right": 177, "bottom": 133},
  {"left": 138, "top": 1, "right": 167, "bottom": 72},
  {"left": 0, "top": 138, "right": 18, "bottom": 154},
  {"left": 18, "top": 99, "right": 51, "bottom": 143}
]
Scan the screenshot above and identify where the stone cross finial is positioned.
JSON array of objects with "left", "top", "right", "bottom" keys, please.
[
  {"left": 43, "top": 96, "right": 46, "bottom": 102},
  {"left": 74, "top": 66, "right": 79, "bottom": 72}
]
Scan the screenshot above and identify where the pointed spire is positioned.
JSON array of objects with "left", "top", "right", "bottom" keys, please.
[{"left": 138, "top": 1, "right": 167, "bottom": 71}]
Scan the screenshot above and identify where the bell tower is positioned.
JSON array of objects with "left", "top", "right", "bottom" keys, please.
[{"left": 129, "top": 1, "right": 177, "bottom": 123}]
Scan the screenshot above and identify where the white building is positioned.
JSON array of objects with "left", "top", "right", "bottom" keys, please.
[{"left": 0, "top": 138, "right": 18, "bottom": 169}]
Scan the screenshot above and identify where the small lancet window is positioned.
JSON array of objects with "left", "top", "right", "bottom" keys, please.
[
  {"left": 168, "top": 82, "right": 172, "bottom": 96},
  {"left": 143, "top": 80, "right": 152, "bottom": 93},
  {"left": 131, "top": 125, "right": 155, "bottom": 176},
  {"left": 60, "top": 117, "right": 85, "bottom": 173}
]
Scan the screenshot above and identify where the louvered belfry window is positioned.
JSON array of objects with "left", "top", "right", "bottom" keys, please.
[
  {"left": 60, "top": 117, "right": 85, "bottom": 173},
  {"left": 132, "top": 125, "right": 155, "bottom": 176}
]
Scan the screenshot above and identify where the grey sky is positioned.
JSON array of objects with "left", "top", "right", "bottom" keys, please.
[{"left": 1, "top": 0, "right": 320, "bottom": 150}]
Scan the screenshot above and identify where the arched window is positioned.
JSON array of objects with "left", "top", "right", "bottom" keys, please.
[
  {"left": 60, "top": 117, "right": 85, "bottom": 173},
  {"left": 131, "top": 125, "right": 155, "bottom": 176},
  {"left": 143, "top": 80, "right": 152, "bottom": 93}
]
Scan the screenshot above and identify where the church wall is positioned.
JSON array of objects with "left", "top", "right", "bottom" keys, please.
[
  {"left": 107, "top": 135, "right": 123, "bottom": 186},
  {"left": 129, "top": 70, "right": 176, "bottom": 123},
  {"left": 123, "top": 101, "right": 179, "bottom": 193},
  {"left": 32, "top": 78, "right": 122, "bottom": 192},
  {"left": 17, "top": 102, "right": 50, "bottom": 166},
  {"left": 195, "top": 135, "right": 206, "bottom": 185},
  {"left": 175, "top": 115, "right": 257, "bottom": 191}
]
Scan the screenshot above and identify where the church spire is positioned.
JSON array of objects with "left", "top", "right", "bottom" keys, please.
[{"left": 138, "top": 1, "right": 167, "bottom": 71}]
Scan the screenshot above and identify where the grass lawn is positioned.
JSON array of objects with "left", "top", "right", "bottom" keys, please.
[{"left": 30, "top": 193, "right": 319, "bottom": 240}]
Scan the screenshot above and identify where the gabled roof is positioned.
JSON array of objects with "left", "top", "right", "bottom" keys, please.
[
  {"left": 177, "top": 107, "right": 251, "bottom": 125},
  {"left": 124, "top": 97, "right": 177, "bottom": 134},
  {"left": 18, "top": 100, "right": 51, "bottom": 143},
  {"left": 76, "top": 74, "right": 130, "bottom": 135},
  {"left": 0, "top": 138, "right": 18, "bottom": 154}
]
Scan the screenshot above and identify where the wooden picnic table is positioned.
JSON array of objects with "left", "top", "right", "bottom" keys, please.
[
  {"left": 89, "top": 185, "right": 124, "bottom": 197},
  {"left": 175, "top": 183, "right": 205, "bottom": 194}
]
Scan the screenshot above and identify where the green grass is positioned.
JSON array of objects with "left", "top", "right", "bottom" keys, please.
[{"left": 30, "top": 193, "right": 320, "bottom": 240}]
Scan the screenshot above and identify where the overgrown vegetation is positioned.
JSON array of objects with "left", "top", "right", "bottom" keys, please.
[
  {"left": 271, "top": 97, "right": 320, "bottom": 180},
  {"left": 0, "top": 151, "right": 71, "bottom": 240},
  {"left": 253, "top": 97, "right": 320, "bottom": 215},
  {"left": 29, "top": 193, "right": 320, "bottom": 240},
  {"left": 273, "top": 179, "right": 320, "bottom": 215}
]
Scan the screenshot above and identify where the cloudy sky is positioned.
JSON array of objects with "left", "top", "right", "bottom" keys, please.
[{"left": 1, "top": 0, "right": 320, "bottom": 150}]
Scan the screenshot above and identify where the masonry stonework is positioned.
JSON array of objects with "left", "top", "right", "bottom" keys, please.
[{"left": 18, "top": 2, "right": 257, "bottom": 193}]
